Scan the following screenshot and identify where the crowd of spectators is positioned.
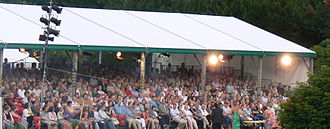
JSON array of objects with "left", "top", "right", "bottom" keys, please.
[{"left": 1, "top": 62, "right": 290, "bottom": 129}]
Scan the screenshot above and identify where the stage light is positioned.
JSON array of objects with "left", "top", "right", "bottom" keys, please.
[
  {"left": 39, "top": 35, "right": 54, "bottom": 41},
  {"left": 40, "top": 17, "right": 49, "bottom": 26},
  {"left": 281, "top": 55, "right": 291, "bottom": 66},
  {"left": 19, "top": 48, "right": 25, "bottom": 53},
  {"left": 47, "top": 28, "right": 60, "bottom": 36},
  {"left": 209, "top": 55, "right": 218, "bottom": 65},
  {"left": 219, "top": 54, "right": 225, "bottom": 62},
  {"left": 52, "top": 5, "right": 63, "bottom": 14},
  {"left": 41, "top": 5, "right": 51, "bottom": 13},
  {"left": 219, "top": 54, "right": 224, "bottom": 60},
  {"left": 116, "top": 52, "right": 122, "bottom": 57},
  {"left": 50, "top": 17, "right": 61, "bottom": 26}
]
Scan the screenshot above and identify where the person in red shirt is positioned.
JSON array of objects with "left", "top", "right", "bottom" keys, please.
[{"left": 125, "top": 87, "right": 132, "bottom": 97}]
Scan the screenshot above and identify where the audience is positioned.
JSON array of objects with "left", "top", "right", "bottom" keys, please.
[{"left": 1, "top": 62, "right": 290, "bottom": 129}]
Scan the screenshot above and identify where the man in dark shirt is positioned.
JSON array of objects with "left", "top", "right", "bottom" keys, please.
[{"left": 211, "top": 103, "right": 225, "bottom": 129}]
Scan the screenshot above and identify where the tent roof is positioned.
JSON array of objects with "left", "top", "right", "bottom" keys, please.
[
  {"left": 3, "top": 49, "right": 29, "bottom": 62},
  {"left": 17, "top": 57, "right": 39, "bottom": 63},
  {"left": 0, "top": 3, "right": 315, "bottom": 57}
]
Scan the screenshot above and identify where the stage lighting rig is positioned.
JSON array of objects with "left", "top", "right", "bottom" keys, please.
[{"left": 38, "top": 0, "right": 63, "bottom": 127}]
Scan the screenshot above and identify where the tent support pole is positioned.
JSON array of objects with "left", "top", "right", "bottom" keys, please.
[
  {"left": 0, "top": 48, "right": 3, "bottom": 87},
  {"left": 72, "top": 51, "right": 78, "bottom": 94},
  {"left": 98, "top": 51, "right": 102, "bottom": 65},
  {"left": 0, "top": 96, "right": 2, "bottom": 129},
  {"left": 275, "top": 56, "right": 277, "bottom": 82},
  {"left": 241, "top": 55, "right": 244, "bottom": 80},
  {"left": 0, "top": 48, "right": 3, "bottom": 129},
  {"left": 39, "top": 49, "right": 43, "bottom": 69},
  {"left": 201, "top": 54, "right": 207, "bottom": 91},
  {"left": 140, "top": 52, "right": 145, "bottom": 90},
  {"left": 258, "top": 56, "right": 263, "bottom": 88},
  {"left": 310, "top": 57, "right": 313, "bottom": 73}
]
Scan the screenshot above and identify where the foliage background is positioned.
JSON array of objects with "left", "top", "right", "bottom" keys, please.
[{"left": 279, "top": 39, "right": 330, "bottom": 129}]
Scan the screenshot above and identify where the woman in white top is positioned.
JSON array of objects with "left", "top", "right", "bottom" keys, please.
[
  {"left": 22, "top": 103, "right": 34, "bottom": 129},
  {"left": 182, "top": 105, "right": 195, "bottom": 129},
  {"left": 200, "top": 105, "right": 210, "bottom": 129}
]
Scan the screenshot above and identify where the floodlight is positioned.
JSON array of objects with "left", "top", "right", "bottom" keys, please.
[
  {"left": 209, "top": 55, "right": 218, "bottom": 65},
  {"left": 19, "top": 48, "right": 25, "bottom": 53},
  {"left": 40, "top": 17, "right": 49, "bottom": 26},
  {"left": 50, "top": 17, "right": 61, "bottom": 26},
  {"left": 116, "top": 52, "right": 122, "bottom": 57},
  {"left": 47, "top": 28, "right": 60, "bottom": 36},
  {"left": 52, "top": 5, "right": 63, "bottom": 14},
  {"left": 281, "top": 55, "right": 291, "bottom": 66},
  {"left": 39, "top": 35, "right": 54, "bottom": 41},
  {"left": 42, "top": 5, "right": 51, "bottom": 13},
  {"left": 219, "top": 54, "right": 224, "bottom": 60}
]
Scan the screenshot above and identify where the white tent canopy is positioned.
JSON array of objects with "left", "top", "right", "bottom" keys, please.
[
  {"left": 3, "top": 48, "right": 29, "bottom": 62},
  {"left": 0, "top": 3, "right": 315, "bottom": 57}
]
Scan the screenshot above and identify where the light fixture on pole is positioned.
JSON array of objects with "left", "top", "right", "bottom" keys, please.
[{"left": 38, "top": 0, "right": 62, "bottom": 128}]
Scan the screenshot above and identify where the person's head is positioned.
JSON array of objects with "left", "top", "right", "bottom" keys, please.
[
  {"left": 152, "top": 106, "right": 156, "bottom": 111},
  {"left": 24, "top": 103, "right": 30, "bottom": 109},
  {"left": 48, "top": 106, "right": 54, "bottom": 112},
  {"left": 201, "top": 105, "right": 206, "bottom": 110},
  {"left": 184, "top": 105, "right": 188, "bottom": 110},
  {"left": 67, "top": 101, "right": 72, "bottom": 107},
  {"left": 4, "top": 105, "right": 11, "bottom": 112},
  {"left": 173, "top": 104, "right": 177, "bottom": 109},
  {"left": 262, "top": 106, "right": 267, "bottom": 112},
  {"left": 101, "top": 105, "right": 106, "bottom": 111}
]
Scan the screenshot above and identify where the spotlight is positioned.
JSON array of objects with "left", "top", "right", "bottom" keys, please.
[
  {"left": 209, "top": 55, "right": 218, "bottom": 65},
  {"left": 218, "top": 54, "right": 225, "bottom": 62},
  {"left": 40, "top": 17, "right": 49, "bottom": 26},
  {"left": 50, "top": 17, "right": 61, "bottom": 26},
  {"left": 281, "top": 55, "right": 291, "bottom": 66},
  {"left": 42, "top": 5, "right": 51, "bottom": 13},
  {"left": 52, "top": 5, "right": 63, "bottom": 14},
  {"left": 19, "top": 48, "right": 25, "bottom": 53},
  {"left": 116, "top": 52, "right": 122, "bottom": 57},
  {"left": 47, "top": 28, "right": 60, "bottom": 36},
  {"left": 218, "top": 54, "right": 224, "bottom": 60},
  {"left": 162, "top": 53, "right": 170, "bottom": 57},
  {"left": 39, "top": 35, "right": 54, "bottom": 41}
]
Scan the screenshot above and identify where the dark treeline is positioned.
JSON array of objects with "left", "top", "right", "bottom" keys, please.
[{"left": 1, "top": 0, "right": 329, "bottom": 47}]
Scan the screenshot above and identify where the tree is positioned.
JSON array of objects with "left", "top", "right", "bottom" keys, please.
[{"left": 279, "top": 39, "right": 330, "bottom": 129}]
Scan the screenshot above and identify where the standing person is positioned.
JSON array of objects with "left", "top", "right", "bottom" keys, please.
[
  {"left": 228, "top": 103, "right": 240, "bottom": 129},
  {"left": 211, "top": 103, "right": 224, "bottom": 129}
]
